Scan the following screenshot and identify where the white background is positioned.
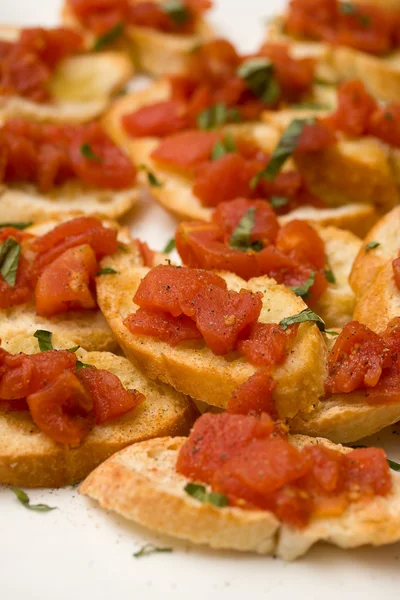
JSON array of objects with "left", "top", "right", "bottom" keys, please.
[{"left": 1, "top": 1, "right": 400, "bottom": 598}]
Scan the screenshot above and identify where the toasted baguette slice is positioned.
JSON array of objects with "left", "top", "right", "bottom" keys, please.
[
  {"left": 0, "top": 333, "right": 198, "bottom": 488},
  {"left": 80, "top": 436, "right": 400, "bottom": 560},
  {"left": 0, "top": 27, "right": 133, "bottom": 124},
  {"left": 96, "top": 258, "right": 327, "bottom": 419},
  {"left": 267, "top": 16, "right": 400, "bottom": 103},
  {"left": 350, "top": 206, "right": 400, "bottom": 299}
]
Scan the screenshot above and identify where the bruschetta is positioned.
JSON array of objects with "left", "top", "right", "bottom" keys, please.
[
  {"left": 0, "top": 25, "right": 133, "bottom": 123},
  {"left": 80, "top": 412, "right": 400, "bottom": 560},
  {"left": 0, "top": 330, "right": 197, "bottom": 487},
  {"left": 62, "top": 0, "right": 213, "bottom": 76}
]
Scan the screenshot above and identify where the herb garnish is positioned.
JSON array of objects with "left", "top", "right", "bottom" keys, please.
[
  {"left": 67, "top": 345, "right": 80, "bottom": 353},
  {"left": 197, "top": 103, "right": 241, "bottom": 130},
  {"left": 339, "top": 2, "right": 371, "bottom": 26},
  {"left": 270, "top": 196, "right": 289, "bottom": 209},
  {"left": 251, "top": 118, "right": 315, "bottom": 187},
  {"left": 325, "top": 330, "right": 339, "bottom": 336},
  {"left": 280, "top": 308, "right": 326, "bottom": 332},
  {"left": 76, "top": 360, "right": 92, "bottom": 371},
  {"left": 0, "top": 222, "right": 33, "bottom": 230},
  {"left": 0, "top": 238, "right": 21, "bottom": 287},
  {"left": 163, "top": 0, "right": 190, "bottom": 24},
  {"left": 387, "top": 459, "right": 400, "bottom": 472},
  {"left": 11, "top": 488, "right": 56, "bottom": 512},
  {"left": 324, "top": 267, "right": 336, "bottom": 284},
  {"left": 211, "top": 133, "right": 237, "bottom": 161},
  {"left": 97, "top": 267, "right": 118, "bottom": 275},
  {"left": 34, "top": 330, "right": 53, "bottom": 352},
  {"left": 229, "top": 208, "right": 263, "bottom": 252},
  {"left": 80, "top": 143, "right": 101, "bottom": 162},
  {"left": 133, "top": 544, "right": 173, "bottom": 558},
  {"left": 238, "top": 58, "right": 280, "bottom": 106},
  {"left": 163, "top": 238, "right": 176, "bottom": 253},
  {"left": 290, "top": 272, "right": 315, "bottom": 299},
  {"left": 184, "top": 483, "right": 228, "bottom": 507},
  {"left": 93, "top": 22, "right": 124, "bottom": 52},
  {"left": 139, "top": 164, "right": 163, "bottom": 188},
  {"left": 365, "top": 241, "right": 380, "bottom": 251}
]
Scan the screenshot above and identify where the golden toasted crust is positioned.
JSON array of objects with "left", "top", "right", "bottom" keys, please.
[
  {"left": 96, "top": 257, "right": 327, "bottom": 419},
  {"left": 350, "top": 206, "right": 400, "bottom": 299},
  {"left": 0, "top": 334, "right": 197, "bottom": 488},
  {"left": 80, "top": 436, "right": 400, "bottom": 560}
]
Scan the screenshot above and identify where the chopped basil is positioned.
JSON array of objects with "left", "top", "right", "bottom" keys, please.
[
  {"left": 324, "top": 268, "right": 336, "bottom": 284},
  {"left": 33, "top": 330, "right": 53, "bottom": 352},
  {"left": 80, "top": 143, "right": 101, "bottom": 162},
  {"left": 11, "top": 488, "right": 56, "bottom": 512},
  {"left": 314, "top": 77, "right": 334, "bottom": 87},
  {"left": 197, "top": 103, "right": 241, "bottom": 130},
  {"left": 229, "top": 208, "right": 263, "bottom": 252},
  {"left": 365, "top": 241, "right": 380, "bottom": 251},
  {"left": 211, "top": 133, "right": 237, "bottom": 161},
  {"left": 0, "top": 238, "right": 21, "bottom": 287},
  {"left": 93, "top": 22, "right": 124, "bottom": 52},
  {"left": 280, "top": 308, "right": 326, "bottom": 332},
  {"left": 388, "top": 459, "right": 400, "bottom": 472},
  {"left": 139, "top": 164, "right": 163, "bottom": 188},
  {"left": 290, "top": 272, "right": 315, "bottom": 300},
  {"left": 339, "top": 2, "right": 371, "bottom": 26},
  {"left": 0, "top": 221, "right": 33, "bottom": 230},
  {"left": 238, "top": 57, "right": 280, "bottom": 106},
  {"left": 118, "top": 243, "right": 129, "bottom": 253},
  {"left": 67, "top": 345, "right": 80, "bottom": 353},
  {"left": 251, "top": 118, "right": 315, "bottom": 187},
  {"left": 163, "top": 238, "right": 176, "bottom": 254},
  {"left": 184, "top": 483, "right": 228, "bottom": 507},
  {"left": 133, "top": 544, "right": 173, "bottom": 558},
  {"left": 76, "top": 360, "right": 92, "bottom": 371},
  {"left": 270, "top": 196, "right": 289, "bottom": 209},
  {"left": 97, "top": 267, "right": 118, "bottom": 275},
  {"left": 162, "top": 0, "right": 190, "bottom": 24},
  {"left": 325, "top": 330, "right": 339, "bottom": 336}
]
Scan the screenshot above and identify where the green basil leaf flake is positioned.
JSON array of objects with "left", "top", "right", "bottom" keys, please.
[
  {"left": 76, "top": 360, "right": 92, "bottom": 371},
  {"left": 211, "top": 133, "right": 237, "bottom": 161},
  {"left": 93, "top": 22, "right": 124, "bottom": 52},
  {"left": 0, "top": 238, "right": 21, "bottom": 287},
  {"left": 118, "top": 243, "right": 129, "bottom": 253},
  {"left": 0, "top": 221, "right": 33, "bottom": 230},
  {"left": 33, "top": 330, "right": 53, "bottom": 352},
  {"left": 162, "top": 0, "right": 190, "bottom": 24},
  {"left": 184, "top": 483, "right": 228, "bottom": 507},
  {"left": 270, "top": 196, "right": 289, "bottom": 209},
  {"left": 290, "top": 272, "right": 315, "bottom": 299},
  {"left": 325, "top": 330, "right": 339, "bottom": 336},
  {"left": 139, "top": 164, "right": 163, "bottom": 188},
  {"left": 324, "top": 268, "right": 336, "bottom": 284},
  {"left": 314, "top": 77, "right": 334, "bottom": 87},
  {"left": 80, "top": 143, "right": 101, "bottom": 162},
  {"left": 97, "top": 267, "right": 118, "bottom": 275},
  {"left": 67, "top": 345, "right": 80, "bottom": 353},
  {"left": 237, "top": 57, "right": 281, "bottom": 106},
  {"left": 133, "top": 544, "right": 173, "bottom": 558},
  {"left": 251, "top": 118, "right": 315, "bottom": 187},
  {"left": 163, "top": 238, "right": 176, "bottom": 254},
  {"left": 11, "top": 488, "right": 57, "bottom": 512},
  {"left": 197, "top": 103, "right": 241, "bottom": 131},
  {"left": 339, "top": 2, "right": 371, "bottom": 26},
  {"left": 280, "top": 308, "right": 326, "bottom": 332},
  {"left": 229, "top": 208, "right": 263, "bottom": 253},
  {"left": 387, "top": 459, "right": 400, "bottom": 472},
  {"left": 365, "top": 241, "right": 380, "bottom": 251}
]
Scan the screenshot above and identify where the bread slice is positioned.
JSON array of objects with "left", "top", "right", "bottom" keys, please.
[
  {"left": 62, "top": 2, "right": 213, "bottom": 77},
  {"left": 96, "top": 258, "right": 328, "bottom": 420},
  {"left": 350, "top": 206, "right": 400, "bottom": 299},
  {"left": 267, "top": 15, "right": 400, "bottom": 103},
  {"left": 0, "top": 332, "right": 198, "bottom": 488},
  {"left": 0, "top": 26, "right": 133, "bottom": 124},
  {"left": 80, "top": 435, "right": 400, "bottom": 560}
]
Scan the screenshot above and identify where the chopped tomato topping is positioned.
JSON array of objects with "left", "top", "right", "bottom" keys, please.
[
  {"left": 275, "top": 220, "right": 325, "bottom": 269},
  {"left": 213, "top": 197, "right": 279, "bottom": 243},
  {"left": 286, "top": 0, "right": 400, "bottom": 56},
  {"left": 77, "top": 367, "right": 145, "bottom": 424},
  {"left": 227, "top": 370, "right": 277, "bottom": 417},
  {"left": 295, "top": 119, "right": 336, "bottom": 152},
  {"left": 134, "top": 239, "right": 155, "bottom": 268},
  {"left": 0, "top": 27, "right": 83, "bottom": 102},
  {"left": 177, "top": 412, "right": 392, "bottom": 527},
  {"left": 151, "top": 130, "right": 220, "bottom": 173},
  {"left": 236, "top": 322, "right": 299, "bottom": 367},
  {"left": 35, "top": 244, "right": 98, "bottom": 317},
  {"left": 367, "top": 104, "right": 400, "bottom": 148},
  {"left": 124, "top": 308, "right": 203, "bottom": 346},
  {"left": 325, "top": 80, "right": 376, "bottom": 137},
  {"left": 122, "top": 100, "right": 189, "bottom": 138},
  {"left": 0, "top": 119, "right": 136, "bottom": 192},
  {"left": 0, "top": 229, "right": 34, "bottom": 309}
]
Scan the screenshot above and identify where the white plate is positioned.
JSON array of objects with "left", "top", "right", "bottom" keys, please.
[{"left": 1, "top": 1, "right": 400, "bottom": 598}]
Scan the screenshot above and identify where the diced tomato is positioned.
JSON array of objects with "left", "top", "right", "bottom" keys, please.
[
  {"left": 77, "top": 366, "right": 145, "bottom": 424},
  {"left": 325, "top": 80, "right": 376, "bottom": 137},
  {"left": 27, "top": 370, "right": 92, "bottom": 446},
  {"left": 124, "top": 308, "right": 203, "bottom": 346},
  {"left": 275, "top": 220, "right": 326, "bottom": 269},
  {"left": 227, "top": 370, "right": 277, "bottom": 416},
  {"left": 237, "top": 322, "right": 298, "bottom": 367},
  {"left": 295, "top": 119, "right": 336, "bottom": 152},
  {"left": 35, "top": 244, "right": 97, "bottom": 317},
  {"left": 134, "top": 239, "right": 155, "bottom": 267},
  {"left": 367, "top": 104, "right": 400, "bottom": 149},
  {"left": 344, "top": 447, "right": 392, "bottom": 496},
  {"left": 151, "top": 130, "right": 220, "bottom": 173},
  {"left": 122, "top": 100, "right": 189, "bottom": 138},
  {"left": 189, "top": 38, "right": 240, "bottom": 83},
  {"left": 212, "top": 198, "right": 279, "bottom": 244}
]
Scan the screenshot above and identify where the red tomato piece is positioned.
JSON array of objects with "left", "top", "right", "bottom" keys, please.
[
  {"left": 151, "top": 130, "right": 220, "bottom": 173},
  {"left": 134, "top": 239, "right": 155, "bottom": 267},
  {"left": 27, "top": 370, "right": 92, "bottom": 446},
  {"left": 295, "top": 119, "right": 336, "bottom": 152},
  {"left": 122, "top": 100, "right": 189, "bottom": 138},
  {"left": 35, "top": 244, "right": 97, "bottom": 317},
  {"left": 275, "top": 219, "right": 326, "bottom": 269},
  {"left": 237, "top": 322, "right": 298, "bottom": 367},
  {"left": 325, "top": 80, "right": 377, "bottom": 137},
  {"left": 212, "top": 198, "right": 279, "bottom": 244},
  {"left": 77, "top": 367, "right": 145, "bottom": 424},
  {"left": 227, "top": 370, "right": 277, "bottom": 416},
  {"left": 124, "top": 308, "right": 203, "bottom": 346},
  {"left": 367, "top": 104, "right": 400, "bottom": 148},
  {"left": 343, "top": 447, "right": 392, "bottom": 496}
]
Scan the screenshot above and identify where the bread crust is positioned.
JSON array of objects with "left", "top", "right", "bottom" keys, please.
[
  {"left": 96, "top": 258, "right": 328, "bottom": 420},
  {"left": 80, "top": 435, "right": 400, "bottom": 560},
  {"left": 0, "top": 334, "right": 198, "bottom": 488}
]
